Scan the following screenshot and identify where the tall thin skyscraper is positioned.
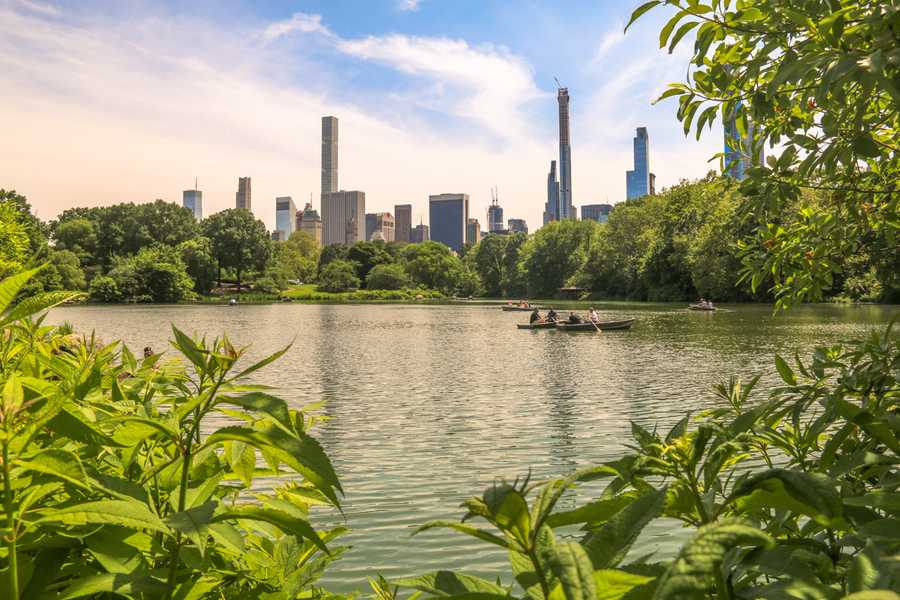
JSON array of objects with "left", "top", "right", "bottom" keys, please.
[
  {"left": 544, "top": 160, "right": 560, "bottom": 224},
  {"left": 557, "top": 86, "right": 574, "bottom": 219},
  {"left": 236, "top": 177, "right": 251, "bottom": 211},
  {"left": 394, "top": 204, "right": 412, "bottom": 242},
  {"left": 321, "top": 116, "right": 339, "bottom": 197},
  {"left": 626, "top": 127, "right": 651, "bottom": 200}
]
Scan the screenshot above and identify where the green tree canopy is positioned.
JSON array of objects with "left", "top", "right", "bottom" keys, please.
[
  {"left": 0, "top": 200, "right": 29, "bottom": 277},
  {"left": 519, "top": 220, "right": 597, "bottom": 298},
  {"left": 285, "top": 230, "right": 321, "bottom": 262},
  {"left": 202, "top": 208, "right": 271, "bottom": 288},
  {"left": 366, "top": 263, "right": 411, "bottom": 290},
  {"left": 178, "top": 237, "right": 218, "bottom": 294},
  {"left": 401, "top": 241, "right": 468, "bottom": 294},
  {"left": 317, "top": 259, "right": 361, "bottom": 292},
  {"left": 347, "top": 241, "right": 393, "bottom": 287}
]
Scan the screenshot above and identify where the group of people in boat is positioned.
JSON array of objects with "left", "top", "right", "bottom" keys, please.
[
  {"left": 507, "top": 300, "right": 532, "bottom": 308},
  {"left": 529, "top": 306, "right": 602, "bottom": 324},
  {"left": 695, "top": 298, "right": 715, "bottom": 309}
]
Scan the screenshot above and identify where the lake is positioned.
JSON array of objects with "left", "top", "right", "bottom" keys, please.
[{"left": 49, "top": 302, "right": 895, "bottom": 592}]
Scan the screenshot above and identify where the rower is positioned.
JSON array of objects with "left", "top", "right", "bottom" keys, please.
[
  {"left": 529, "top": 308, "right": 542, "bottom": 324},
  {"left": 546, "top": 306, "right": 558, "bottom": 322},
  {"left": 567, "top": 312, "right": 582, "bottom": 324},
  {"left": 588, "top": 307, "right": 600, "bottom": 323}
]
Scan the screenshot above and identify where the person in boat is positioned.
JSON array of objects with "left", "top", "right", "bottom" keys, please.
[
  {"left": 546, "top": 306, "right": 558, "bottom": 322},
  {"left": 143, "top": 346, "right": 153, "bottom": 358},
  {"left": 588, "top": 307, "right": 600, "bottom": 323},
  {"left": 529, "top": 308, "right": 542, "bottom": 324},
  {"left": 567, "top": 311, "right": 582, "bottom": 324}
]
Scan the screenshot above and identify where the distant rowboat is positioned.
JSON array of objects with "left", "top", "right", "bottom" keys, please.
[
  {"left": 502, "top": 305, "right": 539, "bottom": 312},
  {"left": 688, "top": 304, "right": 716, "bottom": 311},
  {"left": 556, "top": 319, "right": 635, "bottom": 332}
]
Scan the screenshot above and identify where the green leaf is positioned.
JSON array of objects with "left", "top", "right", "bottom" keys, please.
[
  {"left": 414, "top": 520, "right": 510, "bottom": 549},
  {"left": 774, "top": 354, "right": 796, "bottom": 385},
  {"left": 15, "top": 449, "right": 91, "bottom": 491},
  {"left": 547, "top": 542, "right": 596, "bottom": 600},
  {"left": 231, "top": 342, "right": 292, "bottom": 381},
  {"left": 483, "top": 484, "right": 532, "bottom": 546},
  {"left": 668, "top": 21, "right": 699, "bottom": 53},
  {"left": 654, "top": 520, "right": 773, "bottom": 599},
  {"left": 85, "top": 526, "right": 152, "bottom": 575},
  {"left": 0, "top": 291, "right": 82, "bottom": 327},
  {"left": 659, "top": 10, "right": 688, "bottom": 48},
  {"left": 592, "top": 569, "right": 656, "bottom": 600},
  {"left": 170, "top": 325, "right": 208, "bottom": 369},
  {"left": 851, "top": 133, "right": 881, "bottom": 158},
  {"left": 728, "top": 469, "right": 843, "bottom": 527},
  {"left": 213, "top": 505, "right": 329, "bottom": 555},
  {"left": 624, "top": 1, "right": 661, "bottom": 33},
  {"left": 583, "top": 487, "right": 667, "bottom": 569},
  {"left": 36, "top": 500, "right": 170, "bottom": 533},
  {"left": 34, "top": 572, "right": 168, "bottom": 600},
  {"left": 217, "top": 392, "right": 292, "bottom": 430},
  {"left": 546, "top": 495, "right": 636, "bottom": 528},
  {"left": 166, "top": 501, "right": 217, "bottom": 553},
  {"left": 843, "top": 592, "right": 900, "bottom": 600},
  {"left": 393, "top": 571, "right": 510, "bottom": 598},
  {"left": 0, "top": 266, "right": 42, "bottom": 316}
]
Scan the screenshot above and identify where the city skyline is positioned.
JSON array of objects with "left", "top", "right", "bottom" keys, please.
[{"left": 1, "top": 1, "right": 723, "bottom": 230}]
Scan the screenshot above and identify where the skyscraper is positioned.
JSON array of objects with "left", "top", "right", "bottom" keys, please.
[
  {"left": 724, "top": 106, "right": 763, "bottom": 181},
  {"left": 429, "top": 193, "right": 469, "bottom": 252},
  {"left": 321, "top": 116, "right": 339, "bottom": 197},
  {"left": 557, "top": 86, "right": 574, "bottom": 219},
  {"left": 487, "top": 190, "right": 504, "bottom": 233},
  {"left": 626, "top": 127, "right": 651, "bottom": 200},
  {"left": 182, "top": 188, "right": 202, "bottom": 220},
  {"left": 544, "top": 160, "right": 560, "bottom": 224},
  {"left": 365, "top": 212, "right": 394, "bottom": 242},
  {"left": 581, "top": 204, "right": 613, "bottom": 223},
  {"left": 236, "top": 177, "right": 251, "bottom": 210},
  {"left": 467, "top": 218, "right": 482, "bottom": 245},
  {"left": 508, "top": 219, "right": 528, "bottom": 234},
  {"left": 394, "top": 204, "right": 412, "bottom": 242},
  {"left": 275, "top": 196, "right": 296, "bottom": 240},
  {"left": 296, "top": 202, "right": 323, "bottom": 245},
  {"left": 410, "top": 223, "right": 430, "bottom": 243},
  {"left": 322, "top": 190, "right": 365, "bottom": 245}
]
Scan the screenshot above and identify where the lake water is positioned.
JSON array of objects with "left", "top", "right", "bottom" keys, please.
[{"left": 49, "top": 302, "right": 895, "bottom": 592}]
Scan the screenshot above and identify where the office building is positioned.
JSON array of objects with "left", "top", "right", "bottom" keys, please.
[
  {"left": 236, "top": 177, "right": 251, "bottom": 211},
  {"left": 182, "top": 188, "right": 202, "bottom": 220},
  {"left": 296, "top": 202, "right": 323, "bottom": 245},
  {"left": 322, "top": 190, "right": 365, "bottom": 245},
  {"left": 626, "top": 127, "right": 652, "bottom": 200},
  {"left": 271, "top": 230, "right": 286, "bottom": 242},
  {"left": 429, "top": 193, "right": 469, "bottom": 252},
  {"left": 275, "top": 196, "right": 296, "bottom": 240},
  {"left": 557, "top": 86, "right": 574, "bottom": 219},
  {"left": 467, "top": 218, "right": 482, "bottom": 245},
  {"left": 650, "top": 173, "right": 657, "bottom": 195},
  {"left": 366, "top": 212, "right": 395, "bottom": 242},
  {"left": 411, "top": 223, "right": 430, "bottom": 243},
  {"left": 488, "top": 193, "right": 504, "bottom": 233},
  {"left": 581, "top": 204, "right": 613, "bottom": 223},
  {"left": 321, "top": 116, "right": 339, "bottom": 196},
  {"left": 724, "top": 106, "right": 764, "bottom": 181},
  {"left": 508, "top": 219, "right": 528, "bottom": 234},
  {"left": 395, "top": 204, "right": 412, "bottom": 242},
  {"left": 544, "top": 160, "right": 560, "bottom": 224}
]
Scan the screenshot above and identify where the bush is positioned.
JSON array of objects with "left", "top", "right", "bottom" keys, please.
[
  {"left": 366, "top": 263, "right": 410, "bottom": 290},
  {"left": 88, "top": 274, "right": 121, "bottom": 302},
  {"left": 108, "top": 246, "right": 194, "bottom": 303},
  {"left": 317, "top": 259, "right": 360, "bottom": 292}
]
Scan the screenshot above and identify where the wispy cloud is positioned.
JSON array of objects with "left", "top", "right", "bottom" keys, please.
[
  {"left": 397, "top": 0, "right": 422, "bottom": 12},
  {"left": 10, "top": 0, "right": 58, "bottom": 16},
  {"left": 590, "top": 24, "right": 625, "bottom": 64},
  {"left": 261, "top": 12, "right": 332, "bottom": 42}
]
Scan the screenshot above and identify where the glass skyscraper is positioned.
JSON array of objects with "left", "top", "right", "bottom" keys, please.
[
  {"left": 182, "top": 189, "right": 202, "bottom": 220},
  {"left": 275, "top": 196, "right": 296, "bottom": 240},
  {"left": 544, "top": 160, "right": 560, "bottom": 224},
  {"left": 429, "top": 193, "right": 468, "bottom": 252},
  {"left": 557, "top": 87, "right": 574, "bottom": 219},
  {"left": 626, "top": 127, "right": 650, "bottom": 200}
]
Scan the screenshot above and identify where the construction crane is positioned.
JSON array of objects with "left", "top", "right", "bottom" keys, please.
[{"left": 554, "top": 77, "right": 562, "bottom": 89}]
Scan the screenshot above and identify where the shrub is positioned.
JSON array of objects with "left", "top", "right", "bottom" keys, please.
[
  {"left": 317, "top": 259, "right": 360, "bottom": 292},
  {"left": 366, "top": 263, "right": 410, "bottom": 290},
  {"left": 108, "top": 246, "right": 194, "bottom": 302},
  {"left": 88, "top": 274, "right": 121, "bottom": 302}
]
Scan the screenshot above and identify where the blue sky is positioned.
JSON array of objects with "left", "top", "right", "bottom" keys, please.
[{"left": 1, "top": 0, "right": 722, "bottom": 229}]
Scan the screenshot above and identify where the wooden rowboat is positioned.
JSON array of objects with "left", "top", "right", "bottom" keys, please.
[
  {"left": 688, "top": 304, "right": 716, "bottom": 311},
  {"left": 556, "top": 319, "right": 635, "bottom": 332},
  {"left": 516, "top": 321, "right": 557, "bottom": 330},
  {"left": 502, "top": 305, "right": 539, "bottom": 312}
]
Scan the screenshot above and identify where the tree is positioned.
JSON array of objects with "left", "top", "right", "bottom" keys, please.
[
  {"left": 285, "top": 230, "right": 320, "bottom": 261},
  {"left": 317, "top": 259, "right": 360, "bottom": 292},
  {"left": 347, "top": 241, "right": 392, "bottom": 287},
  {"left": 401, "top": 241, "right": 466, "bottom": 294},
  {"left": 631, "top": 0, "right": 899, "bottom": 308},
  {"left": 88, "top": 274, "right": 121, "bottom": 302},
  {"left": 202, "top": 209, "right": 271, "bottom": 289},
  {"left": 317, "top": 244, "right": 349, "bottom": 275},
  {"left": 471, "top": 235, "right": 507, "bottom": 297},
  {"left": 273, "top": 242, "right": 317, "bottom": 284},
  {"left": 366, "top": 263, "right": 410, "bottom": 290},
  {"left": 52, "top": 218, "right": 98, "bottom": 265},
  {"left": 0, "top": 189, "right": 47, "bottom": 257},
  {"left": 178, "top": 238, "right": 218, "bottom": 294},
  {"left": 519, "top": 220, "right": 597, "bottom": 298},
  {"left": 108, "top": 247, "right": 194, "bottom": 303},
  {"left": 37, "top": 250, "right": 86, "bottom": 292}
]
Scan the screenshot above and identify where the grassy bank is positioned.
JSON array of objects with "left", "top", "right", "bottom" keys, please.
[{"left": 279, "top": 284, "right": 445, "bottom": 303}]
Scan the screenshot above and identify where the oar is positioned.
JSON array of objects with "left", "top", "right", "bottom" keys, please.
[{"left": 590, "top": 317, "right": 601, "bottom": 333}]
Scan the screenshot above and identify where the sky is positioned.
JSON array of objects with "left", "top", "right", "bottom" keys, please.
[{"left": 0, "top": 0, "right": 724, "bottom": 231}]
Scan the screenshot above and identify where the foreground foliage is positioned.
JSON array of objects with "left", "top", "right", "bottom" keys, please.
[
  {"left": 394, "top": 322, "right": 900, "bottom": 599},
  {"left": 0, "top": 268, "right": 346, "bottom": 599}
]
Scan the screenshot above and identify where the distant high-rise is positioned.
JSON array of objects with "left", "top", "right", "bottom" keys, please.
[
  {"left": 321, "top": 116, "right": 339, "bottom": 197},
  {"left": 557, "top": 86, "right": 574, "bottom": 219},
  {"left": 649, "top": 173, "right": 657, "bottom": 196},
  {"left": 394, "top": 204, "right": 412, "bottom": 242},
  {"left": 724, "top": 106, "right": 763, "bottom": 181},
  {"left": 411, "top": 223, "right": 430, "bottom": 243},
  {"left": 366, "top": 212, "right": 394, "bottom": 242},
  {"left": 275, "top": 196, "right": 296, "bottom": 240},
  {"left": 322, "top": 190, "right": 365, "bottom": 245},
  {"left": 182, "top": 187, "right": 202, "bottom": 220},
  {"left": 296, "top": 202, "right": 323, "bottom": 245},
  {"left": 236, "top": 177, "right": 251, "bottom": 210},
  {"left": 626, "top": 127, "right": 651, "bottom": 200},
  {"left": 508, "top": 218, "right": 528, "bottom": 234},
  {"left": 581, "top": 204, "right": 613, "bottom": 223},
  {"left": 467, "top": 218, "right": 482, "bottom": 245},
  {"left": 487, "top": 190, "right": 504, "bottom": 233},
  {"left": 429, "top": 193, "right": 469, "bottom": 252},
  {"left": 544, "top": 160, "right": 560, "bottom": 224}
]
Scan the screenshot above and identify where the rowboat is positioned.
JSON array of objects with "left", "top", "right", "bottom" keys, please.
[
  {"left": 556, "top": 319, "right": 635, "bottom": 332},
  {"left": 688, "top": 304, "right": 716, "bottom": 311},
  {"left": 502, "top": 305, "right": 539, "bottom": 312},
  {"left": 516, "top": 321, "right": 557, "bottom": 330}
]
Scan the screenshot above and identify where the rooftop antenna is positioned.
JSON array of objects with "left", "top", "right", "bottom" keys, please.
[
  {"left": 554, "top": 76, "right": 562, "bottom": 89},
  {"left": 194, "top": 177, "right": 198, "bottom": 191}
]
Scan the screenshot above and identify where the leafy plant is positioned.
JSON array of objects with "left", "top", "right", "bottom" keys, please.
[{"left": 0, "top": 267, "right": 347, "bottom": 599}]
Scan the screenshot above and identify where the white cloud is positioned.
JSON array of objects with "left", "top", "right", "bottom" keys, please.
[
  {"left": 397, "top": 0, "right": 422, "bottom": 12},
  {"left": 590, "top": 24, "right": 625, "bottom": 64},
  {"left": 10, "top": 0, "right": 58, "bottom": 16},
  {"left": 261, "top": 12, "right": 332, "bottom": 42}
]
